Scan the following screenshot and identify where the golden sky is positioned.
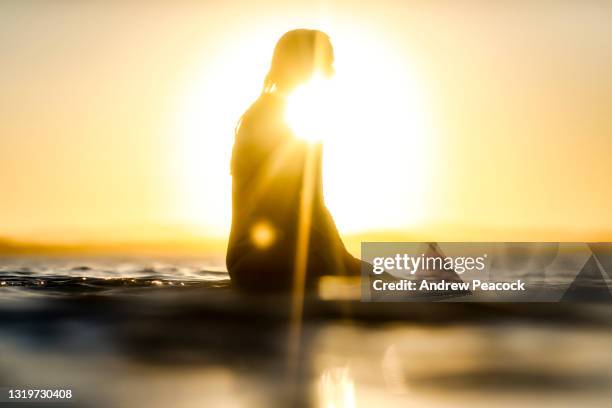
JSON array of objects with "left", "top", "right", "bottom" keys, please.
[{"left": 1, "top": 1, "right": 611, "bottom": 243}]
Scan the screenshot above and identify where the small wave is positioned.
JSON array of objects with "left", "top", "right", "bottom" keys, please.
[
  {"left": 0, "top": 259, "right": 231, "bottom": 295},
  {"left": 0, "top": 274, "right": 230, "bottom": 293}
]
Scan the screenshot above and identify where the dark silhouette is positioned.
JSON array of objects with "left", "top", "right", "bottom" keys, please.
[{"left": 226, "top": 29, "right": 362, "bottom": 291}]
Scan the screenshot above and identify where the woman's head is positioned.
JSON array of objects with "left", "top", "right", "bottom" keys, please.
[{"left": 264, "top": 29, "right": 334, "bottom": 93}]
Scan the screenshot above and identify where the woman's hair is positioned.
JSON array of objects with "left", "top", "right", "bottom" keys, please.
[{"left": 263, "top": 29, "right": 334, "bottom": 92}]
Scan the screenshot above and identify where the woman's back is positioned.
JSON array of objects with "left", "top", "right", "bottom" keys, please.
[{"left": 227, "top": 93, "right": 305, "bottom": 289}]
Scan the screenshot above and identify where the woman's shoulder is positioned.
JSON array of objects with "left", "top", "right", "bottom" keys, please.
[{"left": 238, "top": 93, "right": 285, "bottom": 134}]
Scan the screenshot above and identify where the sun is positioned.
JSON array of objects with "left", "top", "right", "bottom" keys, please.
[
  {"left": 282, "top": 28, "right": 433, "bottom": 232},
  {"left": 285, "top": 76, "right": 335, "bottom": 142},
  {"left": 174, "top": 23, "right": 433, "bottom": 235}
]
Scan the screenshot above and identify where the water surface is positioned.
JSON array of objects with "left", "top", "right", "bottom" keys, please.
[{"left": 1, "top": 257, "right": 611, "bottom": 407}]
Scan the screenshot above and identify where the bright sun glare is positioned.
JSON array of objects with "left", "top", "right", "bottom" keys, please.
[
  {"left": 174, "top": 23, "right": 433, "bottom": 236},
  {"left": 285, "top": 76, "right": 335, "bottom": 142}
]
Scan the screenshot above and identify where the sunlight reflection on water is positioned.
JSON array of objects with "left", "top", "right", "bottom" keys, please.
[{"left": 319, "top": 366, "right": 356, "bottom": 408}]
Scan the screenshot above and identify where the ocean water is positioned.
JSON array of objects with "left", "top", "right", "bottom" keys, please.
[{"left": 1, "top": 256, "right": 612, "bottom": 407}]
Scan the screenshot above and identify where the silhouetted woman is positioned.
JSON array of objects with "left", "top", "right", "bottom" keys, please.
[{"left": 227, "top": 29, "right": 362, "bottom": 291}]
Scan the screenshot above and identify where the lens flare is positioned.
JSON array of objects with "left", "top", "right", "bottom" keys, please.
[{"left": 250, "top": 220, "right": 276, "bottom": 249}]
